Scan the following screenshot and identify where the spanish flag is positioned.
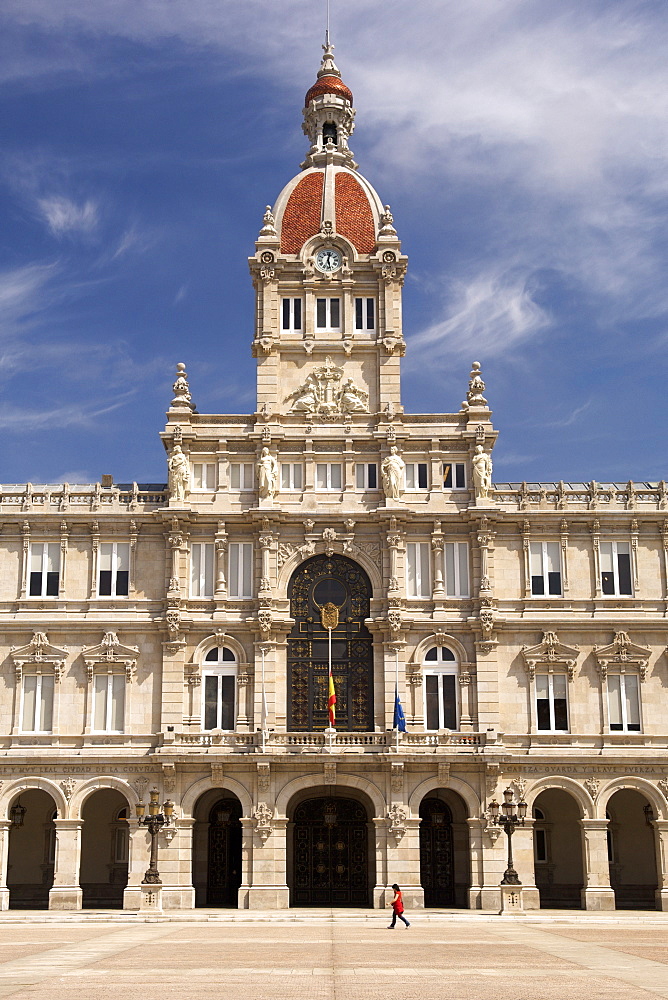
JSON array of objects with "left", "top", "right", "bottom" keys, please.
[{"left": 328, "top": 666, "right": 336, "bottom": 727}]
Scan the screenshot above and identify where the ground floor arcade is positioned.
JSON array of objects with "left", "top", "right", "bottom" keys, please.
[{"left": 0, "top": 766, "right": 666, "bottom": 912}]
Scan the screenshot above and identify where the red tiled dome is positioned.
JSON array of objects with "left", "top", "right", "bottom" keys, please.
[
  {"left": 334, "top": 172, "right": 376, "bottom": 254},
  {"left": 280, "top": 172, "right": 324, "bottom": 254},
  {"left": 305, "top": 75, "right": 353, "bottom": 107}
]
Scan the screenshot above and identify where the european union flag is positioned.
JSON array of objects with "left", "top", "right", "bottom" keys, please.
[{"left": 393, "top": 683, "right": 406, "bottom": 732}]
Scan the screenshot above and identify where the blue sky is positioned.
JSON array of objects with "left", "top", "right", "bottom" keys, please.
[{"left": 0, "top": 0, "right": 666, "bottom": 485}]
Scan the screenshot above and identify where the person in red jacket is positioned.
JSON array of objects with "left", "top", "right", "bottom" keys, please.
[{"left": 387, "top": 883, "right": 411, "bottom": 928}]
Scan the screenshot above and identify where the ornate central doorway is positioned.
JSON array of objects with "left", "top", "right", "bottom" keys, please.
[
  {"left": 206, "top": 797, "right": 242, "bottom": 907},
  {"left": 292, "top": 796, "right": 369, "bottom": 907},
  {"left": 420, "top": 798, "right": 455, "bottom": 906},
  {"left": 287, "top": 554, "right": 373, "bottom": 731}
]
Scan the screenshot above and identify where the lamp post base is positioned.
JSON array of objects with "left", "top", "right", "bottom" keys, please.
[
  {"left": 139, "top": 884, "right": 163, "bottom": 912},
  {"left": 499, "top": 884, "right": 525, "bottom": 914}
]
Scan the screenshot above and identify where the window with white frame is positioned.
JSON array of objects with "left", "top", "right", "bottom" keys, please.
[
  {"left": 20, "top": 672, "right": 54, "bottom": 732},
  {"left": 191, "top": 542, "right": 215, "bottom": 597},
  {"left": 444, "top": 542, "right": 469, "bottom": 597},
  {"left": 608, "top": 672, "right": 641, "bottom": 732},
  {"left": 530, "top": 541, "right": 562, "bottom": 596},
  {"left": 99, "top": 542, "right": 130, "bottom": 597},
  {"left": 443, "top": 462, "right": 466, "bottom": 489},
  {"left": 202, "top": 646, "right": 237, "bottom": 730},
  {"left": 315, "top": 463, "right": 342, "bottom": 490},
  {"left": 405, "top": 463, "right": 428, "bottom": 490},
  {"left": 228, "top": 542, "right": 253, "bottom": 599},
  {"left": 92, "top": 673, "right": 125, "bottom": 733},
  {"left": 406, "top": 541, "right": 431, "bottom": 598},
  {"left": 423, "top": 646, "right": 458, "bottom": 730},
  {"left": 281, "top": 463, "right": 303, "bottom": 491},
  {"left": 229, "top": 463, "right": 253, "bottom": 490},
  {"left": 355, "top": 463, "right": 378, "bottom": 489},
  {"left": 600, "top": 541, "right": 632, "bottom": 596},
  {"left": 315, "top": 297, "right": 341, "bottom": 332},
  {"left": 354, "top": 297, "right": 376, "bottom": 332},
  {"left": 29, "top": 542, "right": 60, "bottom": 597},
  {"left": 192, "top": 462, "right": 217, "bottom": 491},
  {"left": 535, "top": 672, "right": 569, "bottom": 732},
  {"left": 281, "top": 297, "right": 303, "bottom": 332}
]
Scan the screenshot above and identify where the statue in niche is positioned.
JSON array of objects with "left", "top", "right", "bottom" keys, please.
[
  {"left": 472, "top": 445, "right": 493, "bottom": 500},
  {"left": 339, "top": 378, "right": 368, "bottom": 413},
  {"left": 381, "top": 446, "right": 405, "bottom": 500},
  {"left": 168, "top": 445, "right": 189, "bottom": 502},
  {"left": 258, "top": 447, "right": 279, "bottom": 499}
]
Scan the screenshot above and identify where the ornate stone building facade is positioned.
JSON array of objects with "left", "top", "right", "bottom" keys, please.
[{"left": 1, "top": 46, "right": 667, "bottom": 912}]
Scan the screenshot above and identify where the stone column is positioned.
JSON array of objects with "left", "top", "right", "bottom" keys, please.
[
  {"left": 238, "top": 817, "right": 254, "bottom": 909},
  {"left": 431, "top": 533, "right": 444, "bottom": 598},
  {"left": 387, "top": 816, "right": 423, "bottom": 911},
  {"left": 373, "top": 816, "right": 389, "bottom": 909},
  {"left": 580, "top": 818, "right": 616, "bottom": 910},
  {"left": 246, "top": 815, "right": 289, "bottom": 909},
  {"left": 653, "top": 819, "right": 668, "bottom": 911},
  {"left": 123, "top": 820, "right": 152, "bottom": 910},
  {"left": 466, "top": 817, "right": 485, "bottom": 910},
  {"left": 0, "top": 821, "right": 11, "bottom": 910},
  {"left": 214, "top": 526, "right": 227, "bottom": 597},
  {"left": 155, "top": 822, "right": 195, "bottom": 910},
  {"left": 458, "top": 671, "right": 473, "bottom": 731},
  {"left": 49, "top": 819, "right": 83, "bottom": 910}
]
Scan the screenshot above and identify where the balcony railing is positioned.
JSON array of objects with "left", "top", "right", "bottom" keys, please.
[{"left": 164, "top": 730, "right": 483, "bottom": 753}]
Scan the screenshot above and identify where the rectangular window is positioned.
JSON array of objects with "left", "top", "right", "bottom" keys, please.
[
  {"left": 229, "top": 463, "right": 253, "bottom": 490},
  {"left": 405, "top": 463, "right": 428, "bottom": 490},
  {"left": 535, "top": 673, "right": 569, "bottom": 732},
  {"left": 406, "top": 541, "right": 431, "bottom": 598},
  {"left": 114, "top": 827, "right": 129, "bottom": 864},
  {"left": 281, "top": 297, "right": 303, "bottom": 332},
  {"left": 191, "top": 542, "right": 215, "bottom": 598},
  {"left": 315, "top": 463, "right": 342, "bottom": 490},
  {"left": 354, "top": 297, "right": 376, "bottom": 331},
  {"left": 530, "top": 541, "right": 562, "bottom": 596},
  {"left": 600, "top": 541, "right": 632, "bottom": 596},
  {"left": 444, "top": 542, "right": 469, "bottom": 597},
  {"left": 355, "top": 463, "right": 378, "bottom": 489},
  {"left": 424, "top": 672, "right": 457, "bottom": 730},
  {"left": 608, "top": 673, "right": 641, "bottom": 732},
  {"left": 443, "top": 462, "right": 466, "bottom": 489},
  {"left": 21, "top": 674, "right": 54, "bottom": 732},
  {"left": 315, "top": 297, "right": 341, "bottom": 331},
  {"left": 99, "top": 542, "right": 130, "bottom": 597},
  {"left": 228, "top": 542, "right": 253, "bottom": 599},
  {"left": 203, "top": 673, "right": 236, "bottom": 730},
  {"left": 92, "top": 674, "right": 125, "bottom": 733},
  {"left": 29, "top": 542, "right": 60, "bottom": 597},
  {"left": 192, "top": 462, "right": 216, "bottom": 491},
  {"left": 281, "top": 463, "right": 303, "bottom": 490},
  {"left": 534, "top": 828, "right": 548, "bottom": 864}
]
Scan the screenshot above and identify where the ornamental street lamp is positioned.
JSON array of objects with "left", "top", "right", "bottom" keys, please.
[
  {"left": 9, "top": 799, "right": 26, "bottom": 828},
  {"left": 488, "top": 787, "right": 527, "bottom": 886},
  {"left": 135, "top": 789, "right": 174, "bottom": 885}
]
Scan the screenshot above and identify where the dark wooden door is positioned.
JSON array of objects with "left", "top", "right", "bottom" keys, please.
[
  {"left": 207, "top": 798, "right": 242, "bottom": 907},
  {"left": 292, "top": 797, "right": 369, "bottom": 906},
  {"left": 420, "top": 798, "right": 455, "bottom": 907},
  {"left": 288, "top": 554, "right": 373, "bottom": 731}
]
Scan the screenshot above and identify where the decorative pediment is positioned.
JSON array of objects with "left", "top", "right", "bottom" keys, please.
[
  {"left": 594, "top": 631, "right": 650, "bottom": 680},
  {"left": 10, "top": 632, "right": 68, "bottom": 681},
  {"left": 82, "top": 631, "right": 139, "bottom": 682},
  {"left": 285, "top": 357, "right": 368, "bottom": 417},
  {"left": 521, "top": 631, "right": 579, "bottom": 680}
]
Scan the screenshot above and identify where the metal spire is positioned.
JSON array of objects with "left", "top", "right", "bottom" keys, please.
[{"left": 325, "top": 0, "right": 331, "bottom": 47}]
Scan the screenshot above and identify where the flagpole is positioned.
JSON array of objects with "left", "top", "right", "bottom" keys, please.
[
  {"left": 260, "top": 645, "right": 267, "bottom": 753},
  {"left": 395, "top": 647, "right": 400, "bottom": 751},
  {"left": 328, "top": 624, "right": 334, "bottom": 729}
]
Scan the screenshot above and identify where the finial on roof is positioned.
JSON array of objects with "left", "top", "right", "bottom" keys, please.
[
  {"left": 467, "top": 361, "right": 488, "bottom": 407},
  {"left": 318, "top": 42, "right": 341, "bottom": 79}
]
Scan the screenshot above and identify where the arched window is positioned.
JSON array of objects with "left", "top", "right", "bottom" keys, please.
[
  {"left": 323, "top": 122, "right": 338, "bottom": 146},
  {"left": 422, "top": 646, "right": 458, "bottom": 731},
  {"left": 533, "top": 807, "right": 548, "bottom": 864},
  {"left": 114, "top": 807, "right": 129, "bottom": 864},
  {"left": 202, "top": 647, "right": 237, "bottom": 731}
]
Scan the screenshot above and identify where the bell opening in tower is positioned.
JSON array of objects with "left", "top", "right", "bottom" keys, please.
[{"left": 323, "top": 122, "right": 338, "bottom": 146}]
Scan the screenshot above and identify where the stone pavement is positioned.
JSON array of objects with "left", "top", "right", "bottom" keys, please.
[{"left": 0, "top": 912, "right": 667, "bottom": 999}]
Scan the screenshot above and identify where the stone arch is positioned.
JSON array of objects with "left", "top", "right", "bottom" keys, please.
[
  {"left": 596, "top": 776, "right": 667, "bottom": 821},
  {"left": 410, "top": 633, "right": 472, "bottom": 666},
  {"left": 408, "top": 776, "right": 480, "bottom": 819},
  {"left": 0, "top": 777, "right": 68, "bottom": 820},
  {"left": 69, "top": 776, "right": 138, "bottom": 819},
  {"left": 525, "top": 776, "right": 594, "bottom": 819},
  {"left": 276, "top": 772, "right": 385, "bottom": 819},
  {"left": 302, "top": 232, "right": 360, "bottom": 266},
  {"left": 277, "top": 547, "right": 382, "bottom": 598},
  {"left": 190, "top": 633, "right": 251, "bottom": 666},
  {"left": 181, "top": 775, "right": 253, "bottom": 819}
]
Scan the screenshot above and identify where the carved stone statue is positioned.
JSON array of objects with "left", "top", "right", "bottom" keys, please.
[
  {"left": 472, "top": 445, "right": 493, "bottom": 500},
  {"left": 168, "top": 445, "right": 189, "bottom": 502},
  {"left": 339, "top": 378, "right": 368, "bottom": 413},
  {"left": 286, "top": 358, "right": 369, "bottom": 418},
  {"left": 381, "top": 446, "right": 405, "bottom": 500},
  {"left": 257, "top": 447, "right": 278, "bottom": 499},
  {"left": 290, "top": 374, "right": 318, "bottom": 413}
]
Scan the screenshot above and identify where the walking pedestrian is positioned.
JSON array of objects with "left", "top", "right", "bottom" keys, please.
[{"left": 387, "top": 883, "right": 411, "bottom": 928}]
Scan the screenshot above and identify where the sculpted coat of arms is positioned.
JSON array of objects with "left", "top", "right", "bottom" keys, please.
[{"left": 286, "top": 357, "right": 368, "bottom": 416}]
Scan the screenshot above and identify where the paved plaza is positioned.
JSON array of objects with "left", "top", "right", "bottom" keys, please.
[{"left": 0, "top": 912, "right": 667, "bottom": 1000}]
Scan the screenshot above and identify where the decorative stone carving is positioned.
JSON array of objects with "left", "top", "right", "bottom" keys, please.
[
  {"left": 472, "top": 445, "right": 493, "bottom": 501},
  {"left": 257, "top": 447, "right": 278, "bottom": 500},
  {"left": 259, "top": 206, "right": 277, "bottom": 237},
  {"left": 324, "top": 763, "right": 337, "bottom": 785},
  {"left": 257, "top": 609, "right": 273, "bottom": 637},
  {"left": 438, "top": 763, "right": 450, "bottom": 786},
  {"left": 479, "top": 598, "right": 495, "bottom": 639},
  {"left": 134, "top": 777, "right": 148, "bottom": 801},
  {"left": 211, "top": 764, "right": 224, "bottom": 785},
  {"left": 286, "top": 357, "right": 368, "bottom": 417},
  {"left": 168, "top": 445, "right": 189, "bottom": 502},
  {"left": 381, "top": 446, "right": 405, "bottom": 500},
  {"left": 594, "top": 631, "right": 651, "bottom": 681},
  {"left": 82, "top": 632, "right": 140, "bottom": 682},
  {"left": 391, "top": 762, "right": 404, "bottom": 793},
  {"left": 10, "top": 632, "right": 68, "bottom": 683},
  {"left": 277, "top": 542, "right": 299, "bottom": 568},
  {"left": 658, "top": 778, "right": 668, "bottom": 799},
  {"left": 60, "top": 778, "right": 77, "bottom": 801},
  {"left": 254, "top": 802, "right": 273, "bottom": 843},
  {"left": 322, "top": 527, "right": 337, "bottom": 556},
  {"left": 387, "top": 609, "right": 403, "bottom": 637},
  {"left": 387, "top": 804, "right": 407, "bottom": 844},
  {"left": 257, "top": 762, "right": 270, "bottom": 792},
  {"left": 584, "top": 777, "right": 599, "bottom": 800},
  {"left": 485, "top": 763, "right": 500, "bottom": 796},
  {"left": 170, "top": 362, "right": 195, "bottom": 412},
  {"left": 467, "top": 361, "right": 488, "bottom": 406},
  {"left": 522, "top": 631, "right": 579, "bottom": 680},
  {"left": 512, "top": 778, "right": 527, "bottom": 801},
  {"left": 162, "top": 763, "right": 176, "bottom": 793},
  {"left": 378, "top": 205, "right": 397, "bottom": 237}
]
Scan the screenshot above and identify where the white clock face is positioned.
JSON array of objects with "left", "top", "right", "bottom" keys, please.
[{"left": 315, "top": 247, "right": 342, "bottom": 273}]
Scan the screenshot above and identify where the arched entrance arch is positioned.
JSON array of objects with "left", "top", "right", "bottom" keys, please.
[
  {"left": 192, "top": 789, "right": 243, "bottom": 908},
  {"left": 606, "top": 788, "right": 658, "bottom": 909},
  {"left": 80, "top": 788, "right": 129, "bottom": 908},
  {"left": 6, "top": 788, "right": 57, "bottom": 909},
  {"left": 418, "top": 789, "right": 471, "bottom": 908},
  {"left": 533, "top": 788, "right": 584, "bottom": 908},
  {"left": 290, "top": 794, "right": 370, "bottom": 907},
  {"left": 287, "top": 554, "right": 373, "bottom": 731}
]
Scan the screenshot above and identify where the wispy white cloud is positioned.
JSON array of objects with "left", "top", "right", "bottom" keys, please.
[
  {"left": 0, "top": 397, "right": 130, "bottom": 432},
  {"left": 0, "top": 263, "right": 57, "bottom": 339},
  {"left": 545, "top": 400, "right": 594, "bottom": 429},
  {"left": 37, "top": 195, "right": 99, "bottom": 237}
]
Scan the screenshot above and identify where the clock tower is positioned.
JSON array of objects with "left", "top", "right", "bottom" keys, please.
[{"left": 249, "top": 43, "right": 408, "bottom": 421}]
